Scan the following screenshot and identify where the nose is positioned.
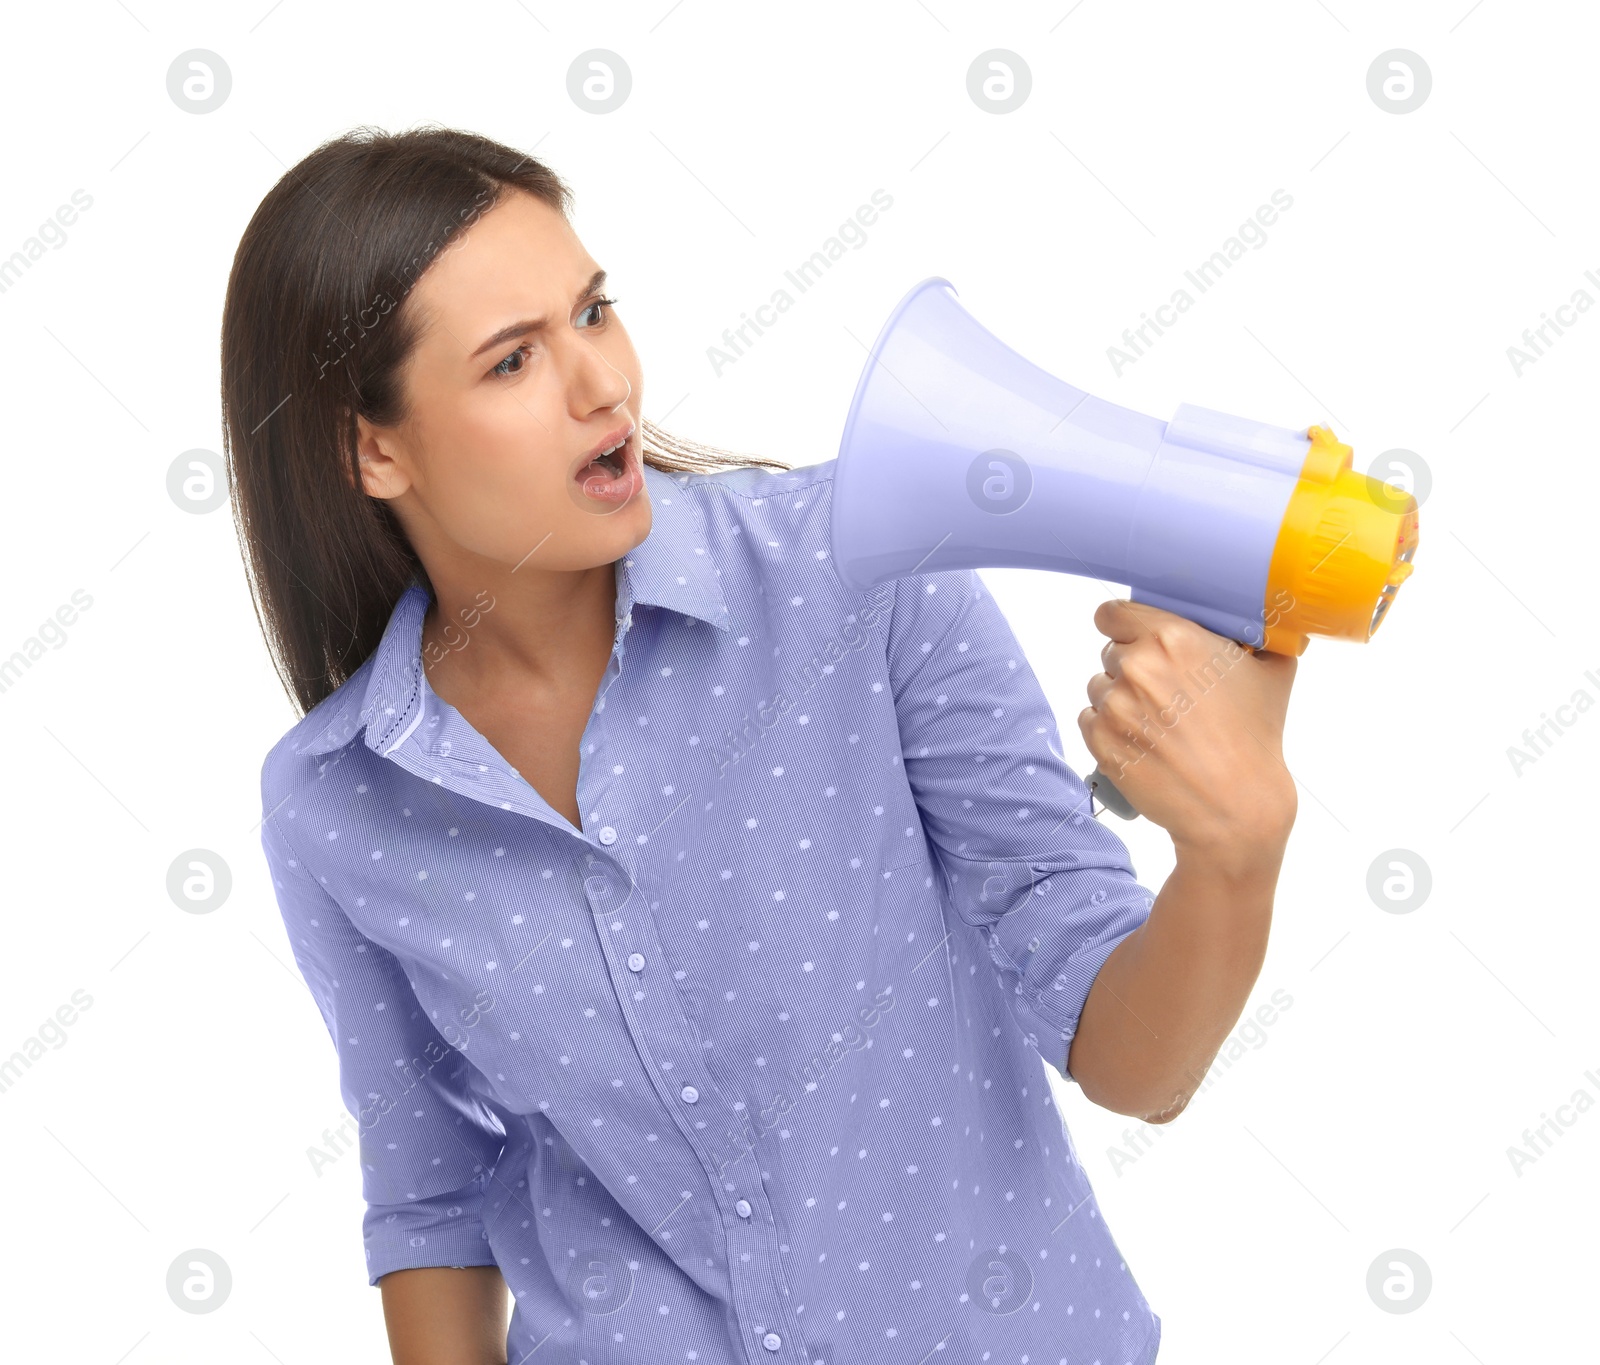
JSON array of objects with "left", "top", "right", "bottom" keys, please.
[{"left": 569, "top": 329, "right": 631, "bottom": 415}]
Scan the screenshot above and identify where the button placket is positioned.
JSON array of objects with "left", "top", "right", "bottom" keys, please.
[
  {"left": 585, "top": 860, "right": 808, "bottom": 1361},
  {"left": 572, "top": 613, "right": 633, "bottom": 846}
]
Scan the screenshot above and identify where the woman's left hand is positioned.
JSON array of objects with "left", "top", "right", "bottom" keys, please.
[{"left": 1077, "top": 599, "right": 1299, "bottom": 851}]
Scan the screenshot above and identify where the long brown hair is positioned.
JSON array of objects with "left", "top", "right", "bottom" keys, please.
[{"left": 222, "top": 123, "right": 789, "bottom": 718}]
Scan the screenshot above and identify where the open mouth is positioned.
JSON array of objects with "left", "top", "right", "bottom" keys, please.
[
  {"left": 575, "top": 424, "right": 635, "bottom": 482},
  {"left": 573, "top": 424, "right": 642, "bottom": 503}
]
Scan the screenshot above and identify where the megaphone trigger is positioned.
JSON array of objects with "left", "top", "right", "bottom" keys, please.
[{"left": 1086, "top": 765, "right": 1139, "bottom": 822}]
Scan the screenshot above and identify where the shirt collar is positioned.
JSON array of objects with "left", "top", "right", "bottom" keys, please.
[{"left": 297, "top": 461, "right": 730, "bottom": 758}]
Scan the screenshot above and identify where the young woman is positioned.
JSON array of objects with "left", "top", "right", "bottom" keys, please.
[{"left": 227, "top": 126, "right": 1297, "bottom": 1365}]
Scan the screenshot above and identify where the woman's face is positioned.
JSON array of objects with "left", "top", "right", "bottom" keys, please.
[{"left": 353, "top": 189, "right": 650, "bottom": 577}]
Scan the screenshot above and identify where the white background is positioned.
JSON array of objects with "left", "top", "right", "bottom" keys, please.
[{"left": 0, "top": 1, "right": 1594, "bottom": 1360}]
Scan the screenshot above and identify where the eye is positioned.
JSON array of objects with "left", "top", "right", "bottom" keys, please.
[
  {"left": 491, "top": 343, "right": 533, "bottom": 379},
  {"left": 577, "top": 295, "right": 619, "bottom": 328}
]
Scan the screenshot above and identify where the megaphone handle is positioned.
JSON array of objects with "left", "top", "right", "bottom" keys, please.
[{"left": 1086, "top": 766, "right": 1139, "bottom": 821}]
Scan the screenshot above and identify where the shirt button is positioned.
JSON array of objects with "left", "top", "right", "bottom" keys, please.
[
  {"left": 598, "top": 826, "right": 617, "bottom": 845},
  {"left": 762, "top": 1332, "right": 782, "bottom": 1351},
  {"left": 735, "top": 1199, "right": 752, "bottom": 1218},
  {"left": 680, "top": 1085, "right": 699, "bottom": 1104},
  {"left": 626, "top": 952, "right": 646, "bottom": 972}
]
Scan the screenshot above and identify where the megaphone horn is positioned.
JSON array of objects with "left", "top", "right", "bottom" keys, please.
[{"left": 831, "top": 277, "right": 1419, "bottom": 821}]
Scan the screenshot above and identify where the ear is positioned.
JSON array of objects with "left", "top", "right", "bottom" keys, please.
[{"left": 349, "top": 411, "right": 410, "bottom": 500}]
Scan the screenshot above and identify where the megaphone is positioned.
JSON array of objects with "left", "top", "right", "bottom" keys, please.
[{"left": 831, "top": 277, "right": 1420, "bottom": 821}]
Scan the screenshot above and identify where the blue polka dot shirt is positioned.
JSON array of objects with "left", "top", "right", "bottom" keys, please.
[{"left": 259, "top": 456, "right": 1161, "bottom": 1363}]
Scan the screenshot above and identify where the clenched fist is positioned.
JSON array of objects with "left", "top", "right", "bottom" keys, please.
[{"left": 1078, "top": 599, "right": 1299, "bottom": 850}]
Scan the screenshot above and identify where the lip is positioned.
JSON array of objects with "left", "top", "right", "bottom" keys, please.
[{"left": 573, "top": 420, "right": 636, "bottom": 480}]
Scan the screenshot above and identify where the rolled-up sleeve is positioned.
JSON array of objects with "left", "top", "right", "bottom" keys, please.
[
  {"left": 882, "top": 568, "right": 1156, "bottom": 1081},
  {"left": 260, "top": 808, "right": 506, "bottom": 1284}
]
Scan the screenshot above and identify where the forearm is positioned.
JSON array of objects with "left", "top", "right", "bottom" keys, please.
[
  {"left": 379, "top": 1265, "right": 511, "bottom": 1365},
  {"left": 1065, "top": 835, "right": 1286, "bottom": 1122}
]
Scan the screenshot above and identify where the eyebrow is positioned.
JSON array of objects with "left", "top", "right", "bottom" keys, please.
[{"left": 467, "top": 268, "right": 609, "bottom": 361}]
